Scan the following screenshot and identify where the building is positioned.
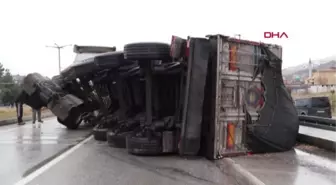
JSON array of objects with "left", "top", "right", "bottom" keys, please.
[
  {"left": 306, "top": 68, "right": 336, "bottom": 93},
  {"left": 12, "top": 75, "right": 25, "bottom": 84}
]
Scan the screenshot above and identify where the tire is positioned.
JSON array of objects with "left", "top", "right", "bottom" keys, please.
[
  {"left": 51, "top": 95, "right": 84, "bottom": 130},
  {"left": 94, "top": 51, "right": 132, "bottom": 69},
  {"left": 124, "top": 42, "right": 171, "bottom": 61},
  {"left": 61, "top": 61, "right": 98, "bottom": 81},
  {"left": 23, "top": 73, "right": 63, "bottom": 96},
  {"left": 107, "top": 130, "right": 131, "bottom": 148},
  {"left": 57, "top": 116, "right": 82, "bottom": 130},
  {"left": 51, "top": 75, "right": 66, "bottom": 89},
  {"left": 93, "top": 125, "right": 108, "bottom": 141},
  {"left": 22, "top": 73, "right": 44, "bottom": 95},
  {"left": 126, "top": 133, "right": 162, "bottom": 155}
]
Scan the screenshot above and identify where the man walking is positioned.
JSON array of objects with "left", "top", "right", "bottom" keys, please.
[{"left": 32, "top": 108, "right": 43, "bottom": 124}]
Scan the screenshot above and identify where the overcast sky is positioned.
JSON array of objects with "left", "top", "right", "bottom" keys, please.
[{"left": 0, "top": 0, "right": 334, "bottom": 77}]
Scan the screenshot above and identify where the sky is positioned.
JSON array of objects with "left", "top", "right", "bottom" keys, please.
[{"left": 0, "top": 0, "right": 335, "bottom": 78}]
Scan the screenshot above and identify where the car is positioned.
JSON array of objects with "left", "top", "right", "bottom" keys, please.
[{"left": 295, "top": 96, "right": 332, "bottom": 118}]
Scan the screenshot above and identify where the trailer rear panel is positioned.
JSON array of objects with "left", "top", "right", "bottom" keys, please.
[{"left": 204, "top": 35, "right": 291, "bottom": 159}]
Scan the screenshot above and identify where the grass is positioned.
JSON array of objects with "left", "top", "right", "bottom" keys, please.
[{"left": 0, "top": 106, "right": 49, "bottom": 121}]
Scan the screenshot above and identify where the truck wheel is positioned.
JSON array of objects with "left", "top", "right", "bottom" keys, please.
[
  {"left": 94, "top": 51, "right": 132, "bottom": 69},
  {"left": 126, "top": 133, "right": 162, "bottom": 155},
  {"left": 57, "top": 115, "right": 82, "bottom": 130},
  {"left": 124, "top": 42, "right": 171, "bottom": 61},
  {"left": 51, "top": 75, "right": 66, "bottom": 88},
  {"left": 107, "top": 130, "right": 132, "bottom": 148},
  {"left": 93, "top": 125, "right": 108, "bottom": 141}
]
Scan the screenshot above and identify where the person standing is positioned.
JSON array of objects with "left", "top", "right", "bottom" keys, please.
[
  {"left": 15, "top": 91, "right": 26, "bottom": 125},
  {"left": 32, "top": 108, "right": 43, "bottom": 124}
]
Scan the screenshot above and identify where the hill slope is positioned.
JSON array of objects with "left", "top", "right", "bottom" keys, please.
[{"left": 282, "top": 56, "right": 336, "bottom": 80}]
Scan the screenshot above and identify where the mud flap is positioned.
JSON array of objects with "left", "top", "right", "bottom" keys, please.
[
  {"left": 247, "top": 46, "right": 299, "bottom": 152},
  {"left": 162, "top": 131, "right": 178, "bottom": 153},
  {"left": 179, "top": 38, "right": 210, "bottom": 156}
]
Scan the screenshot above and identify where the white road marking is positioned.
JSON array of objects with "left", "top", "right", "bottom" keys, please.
[{"left": 14, "top": 135, "right": 93, "bottom": 185}]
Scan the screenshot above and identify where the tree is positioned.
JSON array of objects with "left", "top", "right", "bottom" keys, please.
[
  {"left": 0, "top": 64, "right": 20, "bottom": 105},
  {"left": 0, "top": 63, "right": 5, "bottom": 79}
]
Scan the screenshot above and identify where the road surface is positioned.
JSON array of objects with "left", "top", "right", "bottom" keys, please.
[
  {"left": 2, "top": 118, "right": 238, "bottom": 185},
  {"left": 228, "top": 144, "right": 336, "bottom": 185},
  {"left": 1, "top": 117, "right": 335, "bottom": 185},
  {"left": 23, "top": 137, "right": 240, "bottom": 185},
  {"left": 0, "top": 117, "right": 91, "bottom": 185},
  {"left": 224, "top": 125, "right": 336, "bottom": 185}
]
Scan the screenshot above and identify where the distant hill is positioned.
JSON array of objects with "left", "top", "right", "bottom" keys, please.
[{"left": 282, "top": 55, "right": 336, "bottom": 80}]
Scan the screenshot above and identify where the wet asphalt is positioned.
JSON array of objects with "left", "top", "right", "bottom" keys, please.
[
  {"left": 1, "top": 117, "right": 335, "bottom": 185},
  {"left": 230, "top": 144, "right": 336, "bottom": 185},
  {"left": 0, "top": 117, "right": 91, "bottom": 185},
  {"left": 23, "top": 126, "right": 336, "bottom": 185},
  {"left": 25, "top": 138, "right": 239, "bottom": 185},
  {"left": 230, "top": 125, "right": 336, "bottom": 185}
]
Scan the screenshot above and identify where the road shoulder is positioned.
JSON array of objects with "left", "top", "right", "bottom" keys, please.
[{"left": 0, "top": 111, "right": 55, "bottom": 126}]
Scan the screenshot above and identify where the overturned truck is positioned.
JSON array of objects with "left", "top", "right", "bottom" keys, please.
[{"left": 18, "top": 34, "right": 299, "bottom": 159}]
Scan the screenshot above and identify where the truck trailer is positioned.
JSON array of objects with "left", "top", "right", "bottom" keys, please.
[{"left": 17, "top": 34, "right": 299, "bottom": 159}]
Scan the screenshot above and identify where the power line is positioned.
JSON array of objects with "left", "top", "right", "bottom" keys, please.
[{"left": 46, "top": 43, "right": 72, "bottom": 73}]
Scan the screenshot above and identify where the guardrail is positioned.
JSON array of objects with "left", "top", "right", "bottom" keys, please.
[{"left": 299, "top": 115, "right": 336, "bottom": 131}]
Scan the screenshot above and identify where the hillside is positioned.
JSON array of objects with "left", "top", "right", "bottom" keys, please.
[{"left": 282, "top": 56, "right": 336, "bottom": 80}]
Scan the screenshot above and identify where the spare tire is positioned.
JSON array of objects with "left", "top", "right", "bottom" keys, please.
[
  {"left": 124, "top": 42, "right": 171, "bottom": 61},
  {"left": 93, "top": 125, "right": 108, "bottom": 141}
]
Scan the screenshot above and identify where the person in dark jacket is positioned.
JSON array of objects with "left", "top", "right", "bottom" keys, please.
[{"left": 15, "top": 91, "right": 26, "bottom": 125}]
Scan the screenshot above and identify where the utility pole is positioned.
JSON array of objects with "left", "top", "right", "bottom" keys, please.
[
  {"left": 308, "top": 58, "right": 312, "bottom": 78},
  {"left": 46, "top": 43, "right": 72, "bottom": 73}
]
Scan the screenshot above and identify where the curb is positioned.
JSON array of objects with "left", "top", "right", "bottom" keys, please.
[
  {"left": 0, "top": 112, "right": 55, "bottom": 126},
  {"left": 215, "top": 158, "right": 265, "bottom": 185},
  {"left": 297, "top": 133, "right": 336, "bottom": 152}
]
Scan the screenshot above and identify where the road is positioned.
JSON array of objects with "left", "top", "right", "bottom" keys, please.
[
  {"left": 2, "top": 118, "right": 238, "bottom": 185},
  {"left": 225, "top": 125, "right": 336, "bottom": 185},
  {"left": 1, "top": 117, "right": 335, "bottom": 185},
  {"left": 227, "top": 144, "right": 336, "bottom": 185},
  {"left": 0, "top": 117, "right": 91, "bottom": 185},
  {"left": 24, "top": 138, "right": 239, "bottom": 185}
]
